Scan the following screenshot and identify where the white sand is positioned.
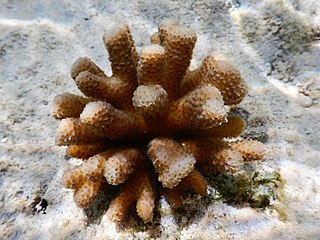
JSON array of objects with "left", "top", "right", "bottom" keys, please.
[{"left": 0, "top": 0, "right": 319, "bottom": 239}]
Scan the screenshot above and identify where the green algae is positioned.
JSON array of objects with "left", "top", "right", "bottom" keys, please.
[{"left": 209, "top": 167, "right": 282, "bottom": 208}]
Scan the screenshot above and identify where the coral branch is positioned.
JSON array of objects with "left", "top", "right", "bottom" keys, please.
[
  {"left": 231, "top": 140, "right": 265, "bottom": 161},
  {"left": 74, "top": 71, "right": 133, "bottom": 110},
  {"left": 194, "top": 115, "right": 246, "bottom": 138},
  {"left": 80, "top": 101, "right": 147, "bottom": 139},
  {"left": 158, "top": 18, "right": 179, "bottom": 43},
  {"left": 52, "top": 92, "right": 92, "bottom": 119},
  {"left": 61, "top": 166, "right": 86, "bottom": 189},
  {"left": 159, "top": 19, "right": 196, "bottom": 100},
  {"left": 164, "top": 169, "right": 207, "bottom": 208},
  {"left": 132, "top": 85, "right": 169, "bottom": 119},
  {"left": 181, "top": 56, "right": 248, "bottom": 105},
  {"left": 71, "top": 57, "right": 106, "bottom": 80},
  {"left": 165, "top": 84, "right": 227, "bottom": 130},
  {"left": 73, "top": 180, "right": 102, "bottom": 208},
  {"left": 147, "top": 137, "right": 196, "bottom": 188},
  {"left": 104, "top": 148, "right": 143, "bottom": 185},
  {"left": 107, "top": 171, "right": 155, "bottom": 222},
  {"left": 137, "top": 45, "right": 166, "bottom": 86},
  {"left": 55, "top": 118, "right": 102, "bottom": 146},
  {"left": 66, "top": 142, "right": 110, "bottom": 159},
  {"left": 81, "top": 151, "right": 113, "bottom": 181},
  {"left": 103, "top": 23, "right": 138, "bottom": 81},
  {"left": 180, "top": 138, "right": 244, "bottom": 173}
]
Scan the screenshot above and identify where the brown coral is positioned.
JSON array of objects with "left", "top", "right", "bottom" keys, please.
[
  {"left": 147, "top": 137, "right": 196, "bottom": 188},
  {"left": 107, "top": 170, "right": 155, "bottom": 222},
  {"left": 53, "top": 19, "right": 265, "bottom": 223},
  {"left": 163, "top": 169, "right": 207, "bottom": 208},
  {"left": 181, "top": 56, "right": 248, "bottom": 105}
]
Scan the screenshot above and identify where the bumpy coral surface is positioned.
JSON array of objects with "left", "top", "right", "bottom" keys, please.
[{"left": 53, "top": 19, "right": 265, "bottom": 223}]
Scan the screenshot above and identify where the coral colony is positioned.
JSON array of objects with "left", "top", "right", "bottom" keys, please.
[{"left": 52, "top": 19, "right": 264, "bottom": 223}]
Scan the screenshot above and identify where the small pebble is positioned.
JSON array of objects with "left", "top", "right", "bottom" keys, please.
[
  {"left": 296, "top": 94, "right": 313, "bottom": 107},
  {"left": 1, "top": 138, "right": 7, "bottom": 143}
]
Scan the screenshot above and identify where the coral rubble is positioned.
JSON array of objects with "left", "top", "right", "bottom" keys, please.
[{"left": 53, "top": 19, "right": 265, "bottom": 223}]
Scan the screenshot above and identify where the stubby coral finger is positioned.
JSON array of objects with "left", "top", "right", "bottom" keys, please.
[
  {"left": 55, "top": 118, "right": 102, "bottom": 146},
  {"left": 163, "top": 169, "right": 207, "bottom": 208},
  {"left": 137, "top": 45, "right": 166, "bottom": 86},
  {"left": 66, "top": 142, "right": 110, "bottom": 159},
  {"left": 159, "top": 20, "right": 196, "bottom": 100},
  {"left": 132, "top": 85, "right": 169, "bottom": 119},
  {"left": 71, "top": 57, "right": 106, "bottom": 80},
  {"left": 104, "top": 148, "right": 143, "bottom": 185},
  {"left": 147, "top": 137, "right": 196, "bottom": 188},
  {"left": 231, "top": 140, "right": 265, "bottom": 161},
  {"left": 107, "top": 171, "right": 155, "bottom": 222},
  {"left": 180, "top": 56, "right": 248, "bottom": 105},
  {"left": 52, "top": 92, "right": 93, "bottom": 119},
  {"left": 180, "top": 138, "right": 244, "bottom": 173},
  {"left": 73, "top": 180, "right": 102, "bottom": 208},
  {"left": 61, "top": 167, "right": 86, "bottom": 189},
  {"left": 165, "top": 84, "right": 227, "bottom": 130}
]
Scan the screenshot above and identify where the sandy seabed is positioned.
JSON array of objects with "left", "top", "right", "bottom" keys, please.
[{"left": 0, "top": 0, "right": 319, "bottom": 239}]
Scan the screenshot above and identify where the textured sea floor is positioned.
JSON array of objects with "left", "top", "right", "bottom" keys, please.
[{"left": 0, "top": 0, "right": 320, "bottom": 239}]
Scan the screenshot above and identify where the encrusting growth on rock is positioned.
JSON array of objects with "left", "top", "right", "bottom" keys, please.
[{"left": 52, "top": 19, "right": 266, "bottom": 223}]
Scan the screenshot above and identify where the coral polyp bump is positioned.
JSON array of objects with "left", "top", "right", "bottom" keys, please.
[{"left": 52, "top": 19, "right": 265, "bottom": 223}]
